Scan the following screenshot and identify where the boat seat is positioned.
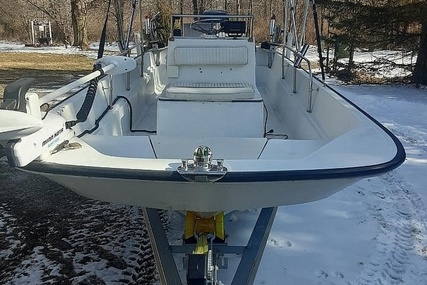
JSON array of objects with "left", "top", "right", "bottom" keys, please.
[
  {"left": 166, "top": 38, "right": 256, "bottom": 86},
  {"left": 161, "top": 82, "right": 258, "bottom": 101},
  {"left": 173, "top": 46, "right": 248, "bottom": 66}
]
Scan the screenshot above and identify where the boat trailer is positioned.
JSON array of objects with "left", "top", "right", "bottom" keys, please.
[{"left": 142, "top": 207, "right": 277, "bottom": 284}]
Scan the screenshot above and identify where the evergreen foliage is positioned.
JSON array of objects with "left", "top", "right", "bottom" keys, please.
[{"left": 321, "top": 0, "right": 426, "bottom": 83}]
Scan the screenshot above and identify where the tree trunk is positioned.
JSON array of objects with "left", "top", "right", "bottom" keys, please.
[
  {"left": 192, "top": 0, "right": 198, "bottom": 15},
  {"left": 70, "top": 0, "right": 89, "bottom": 50},
  {"left": 114, "top": 0, "right": 125, "bottom": 51},
  {"left": 413, "top": 9, "right": 427, "bottom": 87}
]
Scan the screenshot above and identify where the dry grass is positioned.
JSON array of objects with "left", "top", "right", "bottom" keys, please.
[
  {"left": 0, "top": 53, "right": 94, "bottom": 99},
  {"left": 0, "top": 53, "right": 93, "bottom": 71}
]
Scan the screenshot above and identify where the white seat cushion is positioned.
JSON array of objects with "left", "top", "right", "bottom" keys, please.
[
  {"left": 173, "top": 46, "right": 248, "bottom": 65},
  {"left": 162, "top": 82, "right": 256, "bottom": 101}
]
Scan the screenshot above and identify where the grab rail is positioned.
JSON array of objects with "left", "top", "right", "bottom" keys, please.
[
  {"left": 118, "top": 44, "right": 139, "bottom": 56},
  {"left": 170, "top": 13, "right": 254, "bottom": 40},
  {"left": 282, "top": 45, "right": 314, "bottom": 113}
]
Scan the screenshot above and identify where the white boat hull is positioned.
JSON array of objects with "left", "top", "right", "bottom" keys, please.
[
  {"left": 2, "top": 14, "right": 405, "bottom": 213},
  {"left": 28, "top": 170, "right": 358, "bottom": 212}
]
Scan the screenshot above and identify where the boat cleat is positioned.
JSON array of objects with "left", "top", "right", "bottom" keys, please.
[{"left": 178, "top": 145, "right": 227, "bottom": 182}]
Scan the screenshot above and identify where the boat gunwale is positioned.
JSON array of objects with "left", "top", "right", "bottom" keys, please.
[
  {"left": 19, "top": 76, "right": 406, "bottom": 183},
  {"left": 18, "top": 52, "right": 405, "bottom": 184},
  {"left": 22, "top": 144, "right": 404, "bottom": 183}
]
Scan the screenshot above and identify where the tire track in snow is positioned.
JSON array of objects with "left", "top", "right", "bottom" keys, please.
[
  {"left": 65, "top": 202, "right": 158, "bottom": 284},
  {"left": 388, "top": 124, "right": 427, "bottom": 154},
  {"left": 356, "top": 171, "right": 427, "bottom": 285},
  {"left": 354, "top": 106, "right": 427, "bottom": 284},
  {"left": 0, "top": 162, "right": 159, "bottom": 284}
]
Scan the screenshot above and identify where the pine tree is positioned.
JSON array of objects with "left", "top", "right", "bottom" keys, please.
[
  {"left": 412, "top": 1, "right": 427, "bottom": 86},
  {"left": 321, "top": 0, "right": 426, "bottom": 83}
]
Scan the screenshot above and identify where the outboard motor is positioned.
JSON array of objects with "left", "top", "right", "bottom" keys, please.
[{"left": 1, "top": 78, "right": 36, "bottom": 112}]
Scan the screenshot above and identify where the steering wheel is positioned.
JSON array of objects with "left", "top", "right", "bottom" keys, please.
[{"left": 190, "top": 18, "right": 225, "bottom": 35}]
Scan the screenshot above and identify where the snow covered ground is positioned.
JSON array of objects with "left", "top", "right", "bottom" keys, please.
[
  {"left": 0, "top": 41, "right": 120, "bottom": 57},
  {"left": 1, "top": 42, "right": 427, "bottom": 284},
  {"left": 251, "top": 83, "right": 427, "bottom": 284}
]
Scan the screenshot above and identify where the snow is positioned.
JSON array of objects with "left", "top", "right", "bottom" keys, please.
[
  {"left": 304, "top": 46, "right": 416, "bottom": 80},
  {"left": 1, "top": 41, "right": 427, "bottom": 284},
  {"left": 252, "top": 83, "right": 427, "bottom": 284},
  {"left": 0, "top": 41, "right": 122, "bottom": 59}
]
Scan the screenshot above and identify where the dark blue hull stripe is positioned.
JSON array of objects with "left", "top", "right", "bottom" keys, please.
[{"left": 22, "top": 152, "right": 404, "bottom": 183}]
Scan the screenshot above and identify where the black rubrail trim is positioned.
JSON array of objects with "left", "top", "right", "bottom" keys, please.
[{"left": 23, "top": 155, "right": 403, "bottom": 183}]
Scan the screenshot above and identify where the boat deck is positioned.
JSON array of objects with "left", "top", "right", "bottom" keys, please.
[
  {"left": 81, "top": 132, "right": 326, "bottom": 161},
  {"left": 129, "top": 85, "right": 292, "bottom": 140}
]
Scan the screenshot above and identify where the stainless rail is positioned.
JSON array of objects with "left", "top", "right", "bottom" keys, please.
[
  {"left": 170, "top": 13, "right": 254, "bottom": 39},
  {"left": 282, "top": 45, "right": 314, "bottom": 113}
]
